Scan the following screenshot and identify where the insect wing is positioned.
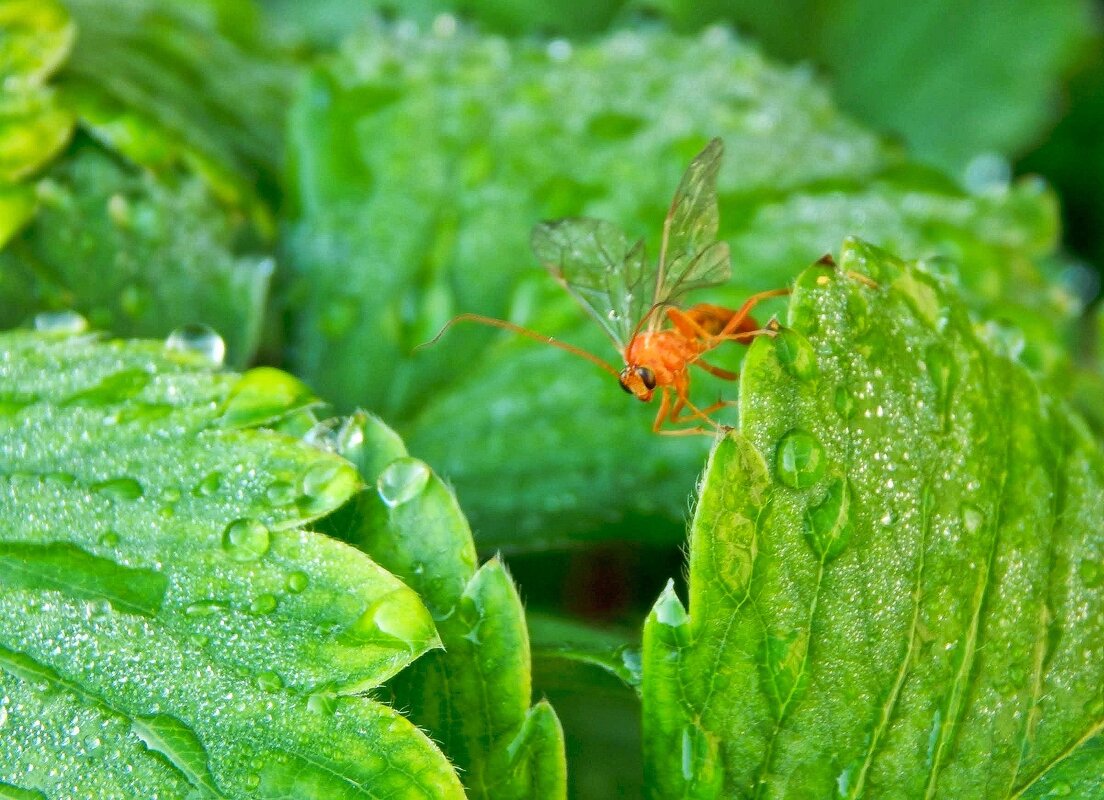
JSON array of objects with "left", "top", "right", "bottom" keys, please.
[
  {"left": 532, "top": 217, "right": 649, "bottom": 349},
  {"left": 654, "top": 137, "right": 732, "bottom": 309}
]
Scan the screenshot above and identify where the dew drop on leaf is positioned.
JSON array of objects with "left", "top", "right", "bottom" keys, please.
[
  {"left": 775, "top": 429, "right": 827, "bottom": 489},
  {"left": 803, "top": 478, "right": 853, "bottom": 560},
  {"left": 165, "top": 323, "right": 226, "bottom": 367},
  {"left": 773, "top": 327, "right": 818, "bottom": 380},
  {"left": 33, "top": 310, "right": 88, "bottom": 334},
  {"left": 306, "top": 691, "right": 337, "bottom": 716},
  {"left": 250, "top": 593, "right": 278, "bottom": 615},
  {"left": 193, "top": 471, "right": 221, "bottom": 497},
  {"left": 266, "top": 480, "right": 296, "bottom": 506},
  {"left": 1078, "top": 559, "right": 1102, "bottom": 588},
  {"left": 91, "top": 477, "right": 144, "bottom": 501},
  {"left": 297, "top": 461, "right": 359, "bottom": 516},
  {"left": 256, "top": 671, "right": 283, "bottom": 692},
  {"left": 221, "top": 519, "right": 271, "bottom": 562},
  {"left": 286, "top": 570, "right": 309, "bottom": 593},
  {"left": 834, "top": 385, "right": 856, "bottom": 419},
  {"left": 377, "top": 458, "right": 431, "bottom": 508},
  {"left": 184, "top": 600, "right": 228, "bottom": 617}
]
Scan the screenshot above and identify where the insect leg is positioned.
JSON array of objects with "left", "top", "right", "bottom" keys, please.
[
  {"left": 693, "top": 358, "right": 738, "bottom": 381},
  {"left": 711, "top": 288, "right": 791, "bottom": 341},
  {"left": 651, "top": 387, "right": 674, "bottom": 433}
]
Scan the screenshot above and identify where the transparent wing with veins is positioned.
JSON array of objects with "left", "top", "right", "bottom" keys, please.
[
  {"left": 531, "top": 217, "right": 649, "bottom": 352},
  {"left": 650, "top": 137, "right": 732, "bottom": 330}
]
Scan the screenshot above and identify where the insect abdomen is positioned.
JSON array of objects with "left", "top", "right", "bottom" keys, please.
[{"left": 686, "top": 303, "right": 759, "bottom": 339}]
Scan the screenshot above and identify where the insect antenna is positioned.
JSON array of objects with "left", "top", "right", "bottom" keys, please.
[{"left": 417, "top": 313, "right": 622, "bottom": 379}]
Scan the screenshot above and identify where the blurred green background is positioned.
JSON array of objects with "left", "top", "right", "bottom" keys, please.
[{"left": 3, "top": 1, "right": 1103, "bottom": 795}]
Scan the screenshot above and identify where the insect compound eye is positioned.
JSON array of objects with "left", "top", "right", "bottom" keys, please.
[{"left": 637, "top": 367, "right": 656, "bottom": 390}]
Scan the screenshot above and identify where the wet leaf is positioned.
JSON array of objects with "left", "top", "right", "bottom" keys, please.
[
  {"left": 286, "top": 25, "right": 1072, "bottom": 550},
  {"left": 328, "top": 413, "right": 568, "bottom": 799},
  {"left": 642, "top": 240, "right": 1104, "bottom": 798},
  {"left": 0, "top": 330, "right": 463, "bottom": 798}
]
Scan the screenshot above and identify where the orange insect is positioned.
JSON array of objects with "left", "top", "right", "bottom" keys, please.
[{"left": 425, "top": 138, "right": 789, "bottom": 435}]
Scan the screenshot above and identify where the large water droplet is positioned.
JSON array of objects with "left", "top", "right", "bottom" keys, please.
[
  {"left": 775, "top": 429, "right": 827, "bottom": 489},
  {"left": 256, "top": 670, "right": 283, "bottom": 692},
  {"left": 165, "top": 323, "right": 226, "bottom": 367},
  {"left": 773, "top": 327, "right": 818, "bottom": 380},
  {"left": 286, "top": 571, "right": 309, "bottom": 593},
  {"left": 307, "top": 691, "right": 337, "bottom": 716},
  {"left": 250, "top": 594, "right": 278, "bottom": 615},
  {"left": 92, "top": 477, "right": 144, "bottom": 501},
  {"left": 34, "top": 310, "right": 88, "bottom": 334},
  {"left": 298, "top": 460, "right": 360, "bottom": 516},
  {"left": 340, "top": 588, "right": 437, "bottom": 652},
  {"left": 221, "top": 519, "right": 271, "bottom": 562},
  {"left": 834, "top": 386, "right": 855, "bottom": 419},
  {"left": 185, "top": 600, "right": 229, "bottom": 617},
  {"left": 194, "top": 471, "right": 221, "bottom": 497},
  {"left": 803, "top": 478, "right": 853, "bottom": 560},
  {"left": 377, "top": 458, "right": 431, "bottom": 508}
]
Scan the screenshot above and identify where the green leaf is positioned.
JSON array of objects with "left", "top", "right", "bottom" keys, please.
[
  {"left": 0, "top": 0, "right": 75, "bottom": 86},
  {"left": 0, "top": 142, "right": 272, "bottom": 367},
  {"left": 653, "top": 0, "right": 1095, "bottom": 172},
  {"left": 58, "top": 0, "right": 291, "bottom": 222},
  {"left": 329, "top": 413, "right": 568, "bottom": 799},
  {"left": 641, "top": 240, "right": 1104, "bottom": 797},
  {"left": 527, "top": 611, "right": 642, "bottom": 690},
  {"left": 0, "top": 329, "right": 463, "bottom": 798},
  {"left": 286, "top": 25, "right": 1073, "bottom": 550}
]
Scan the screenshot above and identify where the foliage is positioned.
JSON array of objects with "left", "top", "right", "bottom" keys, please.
[
  {"left": 0, "top": 326, "right": 463, "bottom": 797},
  {"left": 1, "top": 2, "right": 1103, "bottom": 798},
  {"left": 286, "top": 22, "right": 1072, "bottom": 550},
  {"left": 643, "top": 241, "right": 1104, "bottom": 797}
]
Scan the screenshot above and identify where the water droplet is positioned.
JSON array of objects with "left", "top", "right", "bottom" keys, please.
[
  {"left": 1078, "top": 559, "right": 1102, "bottom": 588},
  {"left": 256, "top": 671, "right": 283, "bottom": 692},
  {"left": 286, "top": 571, "right": 309, "bottom": 593},
  {"left": 1046, "top": 782, "right": 1072, "bottom": 797},
  {"left": 185, "top": 600, "right": 228, "bottom": 617},
  {"left": 773, "top": 327, "right": 818, "bottom": 380},
  {"left": 335, "top": 416, "right": 365, "bottom": 454},
  {"left": 98, "top": 530, "right": 120, "bottom": 547},
  {"left": 803, "top": 478, "right": 853, "bottom": 560},
  {"left": 961, "top": 505, "right": 984, "bottom": 535},
  {"left": 340, "top": 588, "right": 437, "bottom": 652},
  {"left": 266, "top": 480, "right": 296, "bottom": 506},
  {"left": 165, "top": 324, "right": 226, "bottom": 367},
  {"left": 221, "top": 519, "right": 271, "bottom": 562},
  {"left": 92, "top": 477, "right": 144, "bottom": 501},
  {"left": 775, "top": 429, "right": 827, "bottom": 489},
  {"left": 34, "top": 310, "right": 88, "bottom": 334},
  {"left": 377, "top": 458, "right": 431, "bottom": 508},
  {"left": 194, "top": 471, "right": 221, "bottom": 497},
  {"left": 250, "top": 594, "right": 278, "bottom": 615},
  {"left": 845, "top": 292, "right": 870, "bottom": 337},
  {"left": 679, "top": 723, "right": 721, "bottom": 791},
  {"left": 834, "top": 386, "right": 855, "bottom": 419},
  {"left": 307, "top": 691, "right": 337, "bottom": 716},
  {"left": 298, "top": 460, "right": 360, "bottom": 516},
  {"left": 607, "top": 309, "right": 621, "bottom": 321},
  {"left": 243, "top": 773, "right": 261, "bottom": 790}
]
